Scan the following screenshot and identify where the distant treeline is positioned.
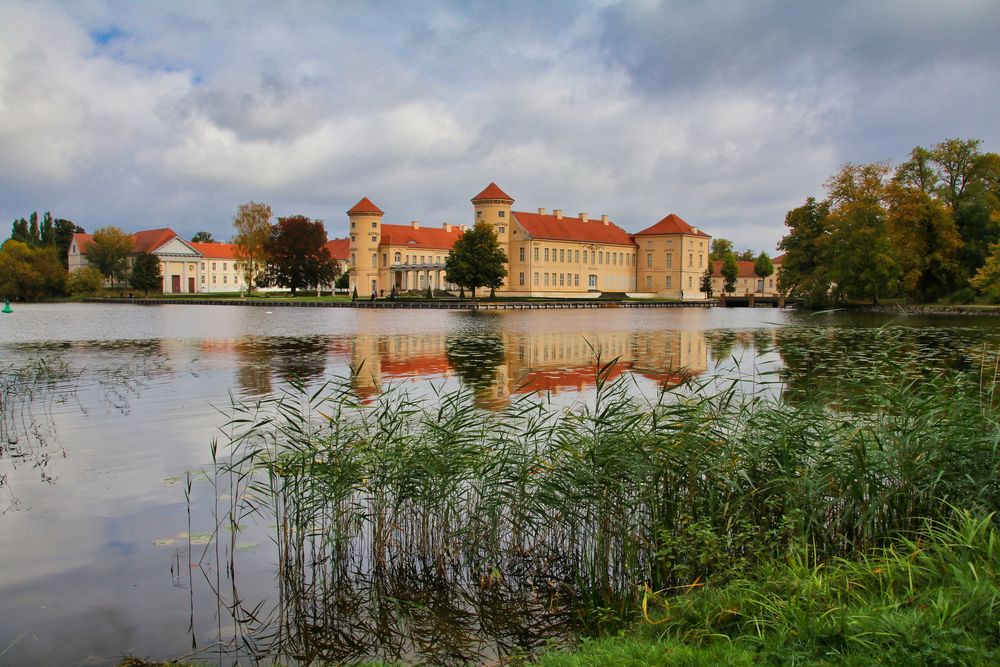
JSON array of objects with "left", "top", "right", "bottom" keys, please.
[{"left": 778, "top": 138, "right": 1000, "bottom": 305}]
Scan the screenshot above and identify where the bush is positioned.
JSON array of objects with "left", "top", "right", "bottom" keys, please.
[{"left": 66, "top": 266, "right": 105, "bottom": 295}]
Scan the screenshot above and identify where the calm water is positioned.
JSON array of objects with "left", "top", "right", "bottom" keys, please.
[{"left": 2, "top": 303, "right": 1000, "bottom": 666}]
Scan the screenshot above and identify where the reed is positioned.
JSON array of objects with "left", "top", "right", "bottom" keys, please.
[{"left": 209, "top": 349, "right": 1000, "bottom": 663}]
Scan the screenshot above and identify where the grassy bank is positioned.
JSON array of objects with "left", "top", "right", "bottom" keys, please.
[{"left": 202, "top": 345, "right": 1000, "bottom": 664}]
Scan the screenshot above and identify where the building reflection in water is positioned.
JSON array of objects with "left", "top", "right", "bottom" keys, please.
[{"left": 349, "top": 328, "right": 708, "bottom": 409}]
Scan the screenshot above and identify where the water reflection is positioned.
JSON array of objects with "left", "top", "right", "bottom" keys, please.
[{"left": 350, "top": 328, "right": 708, "bottom": 409}]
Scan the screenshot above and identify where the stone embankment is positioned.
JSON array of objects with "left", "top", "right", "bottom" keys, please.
[
  {"left": 85, "top": 297, "right": 716, "bottom": 310},
  {"left": 852, "top": 304, "right": 1000, "bottom": 317}
]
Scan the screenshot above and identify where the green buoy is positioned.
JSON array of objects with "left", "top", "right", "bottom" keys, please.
[{"left": 2, "top": 300, "right": 11, "bottom": 314}]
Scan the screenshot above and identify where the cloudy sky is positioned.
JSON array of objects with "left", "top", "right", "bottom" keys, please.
[{"left": 1, "top": 1, "right": 998, "bottom": 252}]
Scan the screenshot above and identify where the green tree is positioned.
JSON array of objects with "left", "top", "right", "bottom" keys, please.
[
  {"left": 709, "top": 238, "right": 734, "bottom": 261},
  {"left": 191, "top": 231, "right": 215, "bottom": 243},
  {"left": 735, "top": 249, "right": 755, "bottom": 262},
  {"left": 262, "top": 215, "right": 338, "bottom": 295},
  {"left": 10, "top": 218, "right": 29, "bottom": 244},
  {"left": 896, "top": 146, "right": 939, "bottom": 194},
  {"left": 27, "top": 212, "right": 40, "bottom": 247},
  {"left": 41, "top": 212, "right": 54, "bottom": 247},
  {"left": 777, "top": 198, "right": 833, "bottom": 306},
  {"left": 445, "top": 221, "right": 508, "bottom": 300},
  {"left": 828, "top": 202, "right": 899, "bottom": 304},
  {"left": 699, "top": 265, "right": 714, "bottom": 298},
  {"left": 87, "top": 226, "right": 133, "bottom": 285},
  {"left": 721, "top": 254, "right": 739, "bottom": 294},
  {"left": 970, "top": 243, "right": 1000, "bottom": 301},
  {"left": 66, "top": 266, "right": 105, "bottom": 295},
  {"left": 53, "top": 218, "right": 84, "bottom": 269},
  {"left": 753, "top": 252, "right": 774, "bottom": 293},
  {"left": 128, "top": 252, "right": 163, "bottom": 295},
  {"left": 233, "top": 202, "right": 272, "bottom": 297}
]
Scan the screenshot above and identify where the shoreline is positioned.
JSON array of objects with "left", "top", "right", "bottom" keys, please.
[{"left": 81, "top": 296, "right": 719, "bottom": 310}]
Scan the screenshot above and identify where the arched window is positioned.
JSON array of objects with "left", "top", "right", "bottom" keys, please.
[{"left": 394, "top": 252, "right": 401, "bottom": 263}]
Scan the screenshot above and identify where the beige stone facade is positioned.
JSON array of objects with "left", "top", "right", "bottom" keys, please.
[{"left": 347, "top": 183, "right": 712, "bottom": 298}]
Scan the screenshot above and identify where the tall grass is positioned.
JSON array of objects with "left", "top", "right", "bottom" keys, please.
[{"left": 212, "top": 352, "right": 1000, "bottom": 663}]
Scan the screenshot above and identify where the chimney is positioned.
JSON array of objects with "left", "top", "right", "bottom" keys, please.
[
  {"left": 411, "top": 220, "right": 419, "bottom": 229},
  {"left": 443, "top": 223, "right": 452, "bottom": 232},
  {"left": 579, "top": 212, "right": 588, "bottom": 223},
  {"left": 554, "top": 209, "right": 563, "bottom": 220},
  {"left": 601, "top": 214, "right": 609, "bottom": 225},
  {"left": 537, "top": 208, "right": 546, "bottom": 215},
  {"left": 692, "top": 227, "right": 699, "bottom": 234}
]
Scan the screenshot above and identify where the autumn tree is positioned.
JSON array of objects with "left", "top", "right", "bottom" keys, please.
[
  {"left": 709, "top": 238, "right": 734, "bottom": 261},
  {"left": 129, "top": 252, "right": 163, "bottom": 295},
  {"left": 66, "top": 266, "right": 105, "bottom": 295},
  {"left": 87, "top": 226, "right": 133, "bottom": 285},
  {"left": 262, "top": 215, "right": 338, "bottom": 295},
  {"left": 232, "top": 202, "right": 272, "bottom": 296},
  {"left": 828, "top": 202, "right": 899, "bottom": 304},
  {"left": 0, "top": 241, "right": 66, "bottom": 299},
  {"left": 445, "top": 222, "right": 508, "bottom": 300}
]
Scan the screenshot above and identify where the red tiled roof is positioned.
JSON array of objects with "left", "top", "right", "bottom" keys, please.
[
  {"left": 773, "top": 253, "right": 785, "bottom": 264},
  {"left": 347, "top": 197, "right": 384, "bottom": 215},
  {"left": 380, "top": 224, "right": 464, "bottom": 250},
  {"left": 71, "top": 232, "right": 93, "bottom": 253},
  {"left": 635, "top": 214, "right": 709, "bottom": 237},
  {"left": 325, "top": 238, "right": 350, "bottom": 260},
  {"left": 471, "top": 182, "right": 514, "bottom": 202},
  {"left": 191, "top": 242, "right": 238, "bottom": 259},
  {"left": 512, "top": 211, "right": 634, "bottom": 245},
  {"left": 132, "top": 228, "right": 180, "bottom": 253},
  {"left": 711, "top": 260, "right": 760, "bottom": 279}
]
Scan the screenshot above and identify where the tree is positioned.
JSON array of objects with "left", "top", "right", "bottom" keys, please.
[
  {"left": 232, "top": 202, "right": 272, "bottom": 297},
  {"left": 262, "top": 215, "right": 338, "bottom": 295},
  {"left": 41, "top": 212, "right": 54, "bottom": 247},
  {"left": 191, "top": 231, "right": 215, "bottom": 243},
  {"left": 735, "top": 249, "right": 755, "bottom": 262},
  {"left": 0, "top": 241, "right": 66, "bottom": 299},
  {"left": 10, "top": 218, "right": 29, "bottom": 244},
  {"left": 87, "top": 226, "right": 133, "bottom": 285},
  {"left": 721, "top": 254, "right": 739, "bottom": 294},
  {"left": 970, "top": 243, "right": 1000, "bottom": 301},
  {"left": 129, "top": 252, "right": 163, "bottom": 295},
  {"left": 777, "top": 198, "right": 833, "bottom": 306},
  {"left": 709, "top": 238, "right": 734, "bottom": 261},
  {"left": 53, "top": 218, "right": 84, "bottom": 269},
  {"left": 66, "top": 266, "right": 105, "bottom": 295},
  {"left": 445, "top": 221, "right": 508, "bottom": 300},
  {"left": 828, "top": 202, "right": 900, "bottom": 304},
  {"left": 699, "top": 265, "right": 714, "bottom": 298},
  {"left": 27, "top": 212, "right": 40, "bottom": 247},
  {"left": 753, "top": 252, "right": 774, "bottom": 293}
]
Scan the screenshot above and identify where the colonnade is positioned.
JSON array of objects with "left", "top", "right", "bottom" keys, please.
[{"left": 392, "top": 268, "right": 453, "bottom": 291}]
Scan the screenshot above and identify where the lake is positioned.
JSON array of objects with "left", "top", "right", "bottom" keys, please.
[{"left": 2, "top": 303, "right": 1000, "bottom": 665}]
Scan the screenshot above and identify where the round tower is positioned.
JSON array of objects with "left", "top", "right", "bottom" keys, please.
[
  {"left": 471, "top": 182, "right": 514, "bottom": 245},
  {"left": 347, "top": 196, "right": 384, "bottom": 297}
]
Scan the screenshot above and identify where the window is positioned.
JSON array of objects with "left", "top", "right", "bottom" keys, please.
[
  {"left": 689, "top": 253, "right": 693, "bottom": 267},
  {"left": 212, "top": 275, "right": 217, "bottom": 284},
  {"left": 371, "top": 253, "right": 377, "bottom": 268},
  {"left": 395, "top": 252, "right": 401, "bottom": 263},
  {"left": 235, "top": 275, "right": 239, "bottom": 284},
  {"left": 667, "top": 239, "right": 673, "bottom": 246},
  {"left": 382, "top": 254, "right": 387, "bottom": 266},
  {"left": 420, "top": 255, "right": 425, "bottom": 264},
  {"left": 534, "top": 246, "right": 539, "bottom": 261},
  {"left": 583, "top": 250, "right": 588, "bottom": 263},
  {"left": 666, "top": 253, "right": 673, "bottom": 268},
  {"left": 498, "top": 210, "right": 505, "bottom": 218},
  {"left": 574, "top": 274, "right": 579, "bottom": 286},
  {"left": 666, "top": 276, "right": 672, "bottom": 288},
  {"left": 559, "top": 249, "right": 565, "bottom": 262},
  {"left": 351, "top": 221, "right": 356, "bottom": 229},
  {"left": 351, "top": 235, "right": 356, "bottom": 242},
  {"left": 477, "top": 211, "right": 482, "bottom": 218},
  {"left": 519, "top": 247, "right": 525, "bottom": 262},
  {"left": 371, "top": 221, "right": 377, "bottom": 228},
  {"left": 646, "top": 253, "right": 652, "bottom": 268},
  {"left": 351, "top": 253, "right": 356, "bottom": 266},
  {"left": 598, "top": 252, "right": 603, "bottom": 264},
  {"left": 200, "top": 262, "right": 205, "bottom": 270},
  {"left": 519, "top": 272, "right": 525, "bottom": 285},
  {"left": 498, "top": 226, "right": 505, "bottom": 234},
  {"left": 544, "top": 273, "right": 549, "bottom": 286},
  {"left": 223, "top": 275, "right": 227, "bottom": 284},
  {"left": 588, "top": 274, "right": 597, "bottom": 288},
  {"left": 544, "top": 248, "right": 550, "bottom": 261},
  {"left": 371, "top": 235, "right": 377, "bottom": 243},
  {"left": 575, "top": 250, "right": 580, "bottom": 263},
  {"left": 559, "top": 273, "right": 565, "bottom": 286},
  {"left": 699, "top": 254, "right": 703, "bottom": 268},
  {"left": 534, "top": 272, "right": 539, "bottom": 285},
  {"left": 200, "top": 275, "right": 205, "bottom": 284},
  {"left": 689, "top": 276, "right": 693, "bottom": 288},
  {"left": 212, "top": 262, "right": 217, "bottom": 270}
]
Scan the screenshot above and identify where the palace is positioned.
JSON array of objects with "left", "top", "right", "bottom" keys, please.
[{"left": 347, "top": 183, "right": 712, "bottom": 298}]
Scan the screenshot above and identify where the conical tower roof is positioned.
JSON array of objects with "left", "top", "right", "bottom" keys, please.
[
  {"left": 471, "top": 182, "right": 514, "bottom": 203},
  {"left": 347, "top": 197, "right": 384, "bottom": 215}
]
